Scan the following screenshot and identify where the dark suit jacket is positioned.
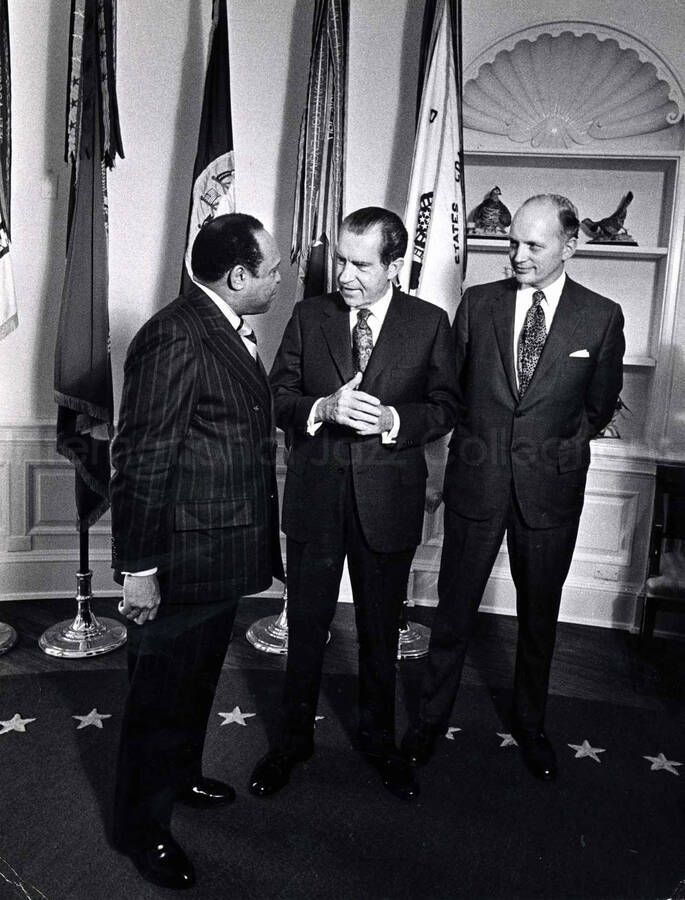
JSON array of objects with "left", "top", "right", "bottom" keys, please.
[
  {"left": 270, "top": 288, "right": 459, "bottom": 553},
  {"left": 443, "top": 276, "right": 625, "bottom": 529},
  {"left": 110, "top": 286, "right": 283, "bottom": 604}
]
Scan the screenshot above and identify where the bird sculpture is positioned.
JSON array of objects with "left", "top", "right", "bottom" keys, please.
[
  {"left": 471, "top": 186, "right": 511, "bottom": 235},
  {"left": 581, "top": 191, "right": 636, "bottom": 243}
]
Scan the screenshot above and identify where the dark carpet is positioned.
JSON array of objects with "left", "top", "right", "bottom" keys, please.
[{"left": 0, "top": 666, "right": 683, "bottom": 899}]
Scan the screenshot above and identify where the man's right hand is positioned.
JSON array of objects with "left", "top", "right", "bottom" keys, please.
[
  {"left": 118, "top": 573, "right": 161, "bottom": 626},
  {"left": 317, "top": 372, "right": 382, "bottom": 430}
]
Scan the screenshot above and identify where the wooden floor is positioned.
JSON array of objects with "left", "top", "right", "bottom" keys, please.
[{"left": 1, "top": 595, "right": 683, "bottom": 717}]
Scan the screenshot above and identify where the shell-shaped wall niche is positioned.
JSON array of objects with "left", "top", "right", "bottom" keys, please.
[{"left": 463, "top": 30, "right": 684, "bottom": 149}]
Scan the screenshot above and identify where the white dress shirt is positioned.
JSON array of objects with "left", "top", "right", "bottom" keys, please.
[
  {"left": 197, "top": 282, "right": 259, "bottom": 359},
  {"left": 513, "top": 271, "right": 566, "bottom": 390},
  {"left": 307, "top": 283, "right": 400, "bottom": 443}
]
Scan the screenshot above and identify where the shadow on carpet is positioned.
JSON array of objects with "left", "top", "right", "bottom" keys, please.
[{"left": 0, "top": 666, "right": 683, "bottom": 899}]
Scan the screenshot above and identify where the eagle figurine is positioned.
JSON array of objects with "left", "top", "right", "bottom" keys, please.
[
  {"left": 581, "top": 191, "right": 636, "bottom": 243},
  {"left": 471, "top": 186, "right": 512, "bottom": 235}
]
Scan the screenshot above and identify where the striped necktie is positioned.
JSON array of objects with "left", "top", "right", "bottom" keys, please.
[{"left": 517, "top": 290, "right": 547, "bottom": 396}]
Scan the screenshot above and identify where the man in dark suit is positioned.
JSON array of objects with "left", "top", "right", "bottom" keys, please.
[
  {"left": 110, "top": 213, "right": 284, "bottom": 889},
  {"left": 402, "top": 194, "right": 625, "bottom": 782},
  {"left": 249, "top": 207, "right": 459, "bottom": 802}
]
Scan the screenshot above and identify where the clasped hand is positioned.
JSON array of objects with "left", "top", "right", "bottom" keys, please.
[
  {"left": 318, "top": 372, "right": 393, "bottom": 435},
  {"left": 118, "top": 573, "right": 161, "bottom": 625}
]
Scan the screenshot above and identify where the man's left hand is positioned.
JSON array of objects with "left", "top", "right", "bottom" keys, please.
[
  {"left": 352, "top": 405, "right": 394, "bottom": 436},
  {"left": 118, "top": 573, "right": 161, "bottom": 625}
]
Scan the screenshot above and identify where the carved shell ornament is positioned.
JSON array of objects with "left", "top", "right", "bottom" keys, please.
[{"left": 463, "top": 31, "right": 682, "bottom": 148}]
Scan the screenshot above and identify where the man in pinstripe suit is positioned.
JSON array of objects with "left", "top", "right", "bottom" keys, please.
[{"left": 110, "top": 213, "right": 284, "bottom": 889}]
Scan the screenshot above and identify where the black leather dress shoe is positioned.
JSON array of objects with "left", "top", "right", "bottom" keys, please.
[
  {"left": 249, "top": 744, "right": 314, "bottom": 797},
  {"left": 512, "top": 726, "right": 557, "bottom": 781},
  {"left": 130, "top": 831, "right": 195, "bottom": 889},
  {"left": 401, "top": 721, "right": 442, "bottom": 767},
  {"left": 177, "top": 776, "right": 236, "bottom": 808},
  {"left": 368, "top": 754, "right": 420, "bottom": 801}
]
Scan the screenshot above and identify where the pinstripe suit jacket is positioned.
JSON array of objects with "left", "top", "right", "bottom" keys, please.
[{"left": 110, "top": 286, "right": 283, "bottom": 604}]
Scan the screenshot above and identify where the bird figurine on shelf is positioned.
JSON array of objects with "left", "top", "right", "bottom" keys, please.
[
  {"left": 469, "top": 186, "right": 511, "bottom": 238},
  {"left": 581, "top": 191, "right": 637, "bottom": 244}
]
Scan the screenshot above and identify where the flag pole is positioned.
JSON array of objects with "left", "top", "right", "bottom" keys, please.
[
  {"left": 246, "top": 584, "right": 331, "bottom": 656},
  {"left": 246, "top": 584, "right": 290, "bottom": 655},
  {"left": 39, "top": 523, "right": 126, "bottom": 658},
  {"left": 247, "top": 0, "right": 347, "bottom": 653},
  {"left": 41, "top": 0, "right": 125, "bottom": 657},
  {"left": 0, "top": 620, "right": 17, "bottom": 654},
  {"left": 398, "top": 600, "right": 431, "bottom": 659},
  {"left": 397, "top": 0, "right": 467, "bottom": 658},
  {"left": 0, "top": 0, "right": 18, "bottom": 652}
]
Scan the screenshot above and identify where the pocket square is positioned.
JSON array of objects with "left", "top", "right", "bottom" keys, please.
[{"left": 569, "top": 349, "right": 590, "bottom": 358}]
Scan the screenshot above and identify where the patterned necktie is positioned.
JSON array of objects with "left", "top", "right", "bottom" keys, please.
[
  {"left": 352, "top": 308, "right": 374, "bottom": 373},
  {"left": 517, "top": 290, "right": 547, "bottom": 396},
  {"left": 237, "top": 318, "right": 258, "bottom": 362}
]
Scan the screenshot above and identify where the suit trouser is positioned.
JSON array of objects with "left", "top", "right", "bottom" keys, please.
[
  {"left": 281, "top": 475, "right": 415, "bottom": 754},
  {"left": 113, "top": 597, "right": 238, "bottom": 851},
  {"left": 420, "top": 490, "right": 580, "bottom": 731}
]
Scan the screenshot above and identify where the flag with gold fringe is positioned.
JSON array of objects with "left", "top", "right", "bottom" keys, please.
[
  {"left": 182, "top": 0, "right": 234, "bottom": 290},
  {"left": 291, "top": 0, "right": 347, "bottom": 299},
  {"left": 401, "top": 0, "right": 466, "bottom": 322},
  {"left": 54, "top": 0, "right": 123, "bottom": 529},
  {"left": 0, "top": 0, "right": 16, "bottom": 341}
]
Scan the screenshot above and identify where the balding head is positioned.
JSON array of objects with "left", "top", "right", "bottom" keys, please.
[
  {"left": 508, "top": 195, "right": 578, "bottom": 290},
  {"left": 517, "top": 194, "right": 580, "bottom": 240}
]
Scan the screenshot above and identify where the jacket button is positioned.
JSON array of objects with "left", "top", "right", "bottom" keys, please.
[{"left": 514, "top": 409, "right": 523, "bottom": 418}]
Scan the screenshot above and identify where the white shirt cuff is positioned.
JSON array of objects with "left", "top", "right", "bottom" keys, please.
[
  {"left": 381, "top": 406, "right": 400, "bottom": 444},
  {"left": 122, "top": 568, "right": 158, "bottom": 577},
  {"left": 306, "top": 398, "right": 325, "bottom": 436}
]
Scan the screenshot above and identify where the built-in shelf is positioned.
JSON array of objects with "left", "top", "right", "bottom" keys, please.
[
  {"left": 462, "top": 138, "right": 684, "bottom": 450},
  {"left": 624, "top": 356, "right": 656, "bottom": 368},
  {"left": 466, "top": 237, "right": 668, "bottom": 261}
]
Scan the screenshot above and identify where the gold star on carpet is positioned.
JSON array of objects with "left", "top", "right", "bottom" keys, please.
[
  {"left": 0, "top": 713, "right": 36, "bottom": 735},
  {"left": 73, "top": 708, "right": 112, "bottom": 730},
  {"left": 644, "top": 752, "right": 682, "bottom": 776},
  {"left": 497, "top": 732, "right": 518, "bottom": 748},
  {"left": 218, "top": 706, "right": 256, "bottom": 727},
  {"left": 568, "top": 740, "right": 606, "bottom": 763},
  {"left": 445, "top": 726, "right": 462, "bottom": 741}
]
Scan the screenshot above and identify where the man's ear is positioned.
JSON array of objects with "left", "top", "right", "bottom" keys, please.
[
  {"left": 387, "top": 256, "right": 404, "bottom": 283},
  {"left": 562, "top": 236, "right": 577, "bottom": 262},
  {"left": 227, "top": 265, "right": 247, "bottom": 292}
]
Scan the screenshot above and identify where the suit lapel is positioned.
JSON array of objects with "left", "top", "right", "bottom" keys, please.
[
  {"left": 361, "top": 288, "right": 408, "bottom": 386},
  {"left": 186, "top": 288, "right": 271, "bottom": 409},
  {"left": 522, "top": 278, "right": 585, "bottom": 401},
  {"left": 321, "top": 294, "right": 355, "bottom": 383},
  {"left": 492, "top": 281, "right": 519, "bottom": 401}
]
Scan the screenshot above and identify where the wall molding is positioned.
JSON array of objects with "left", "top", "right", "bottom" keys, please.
[{"left": 0, "top": 422, "right": 661, "bottom": 634}]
